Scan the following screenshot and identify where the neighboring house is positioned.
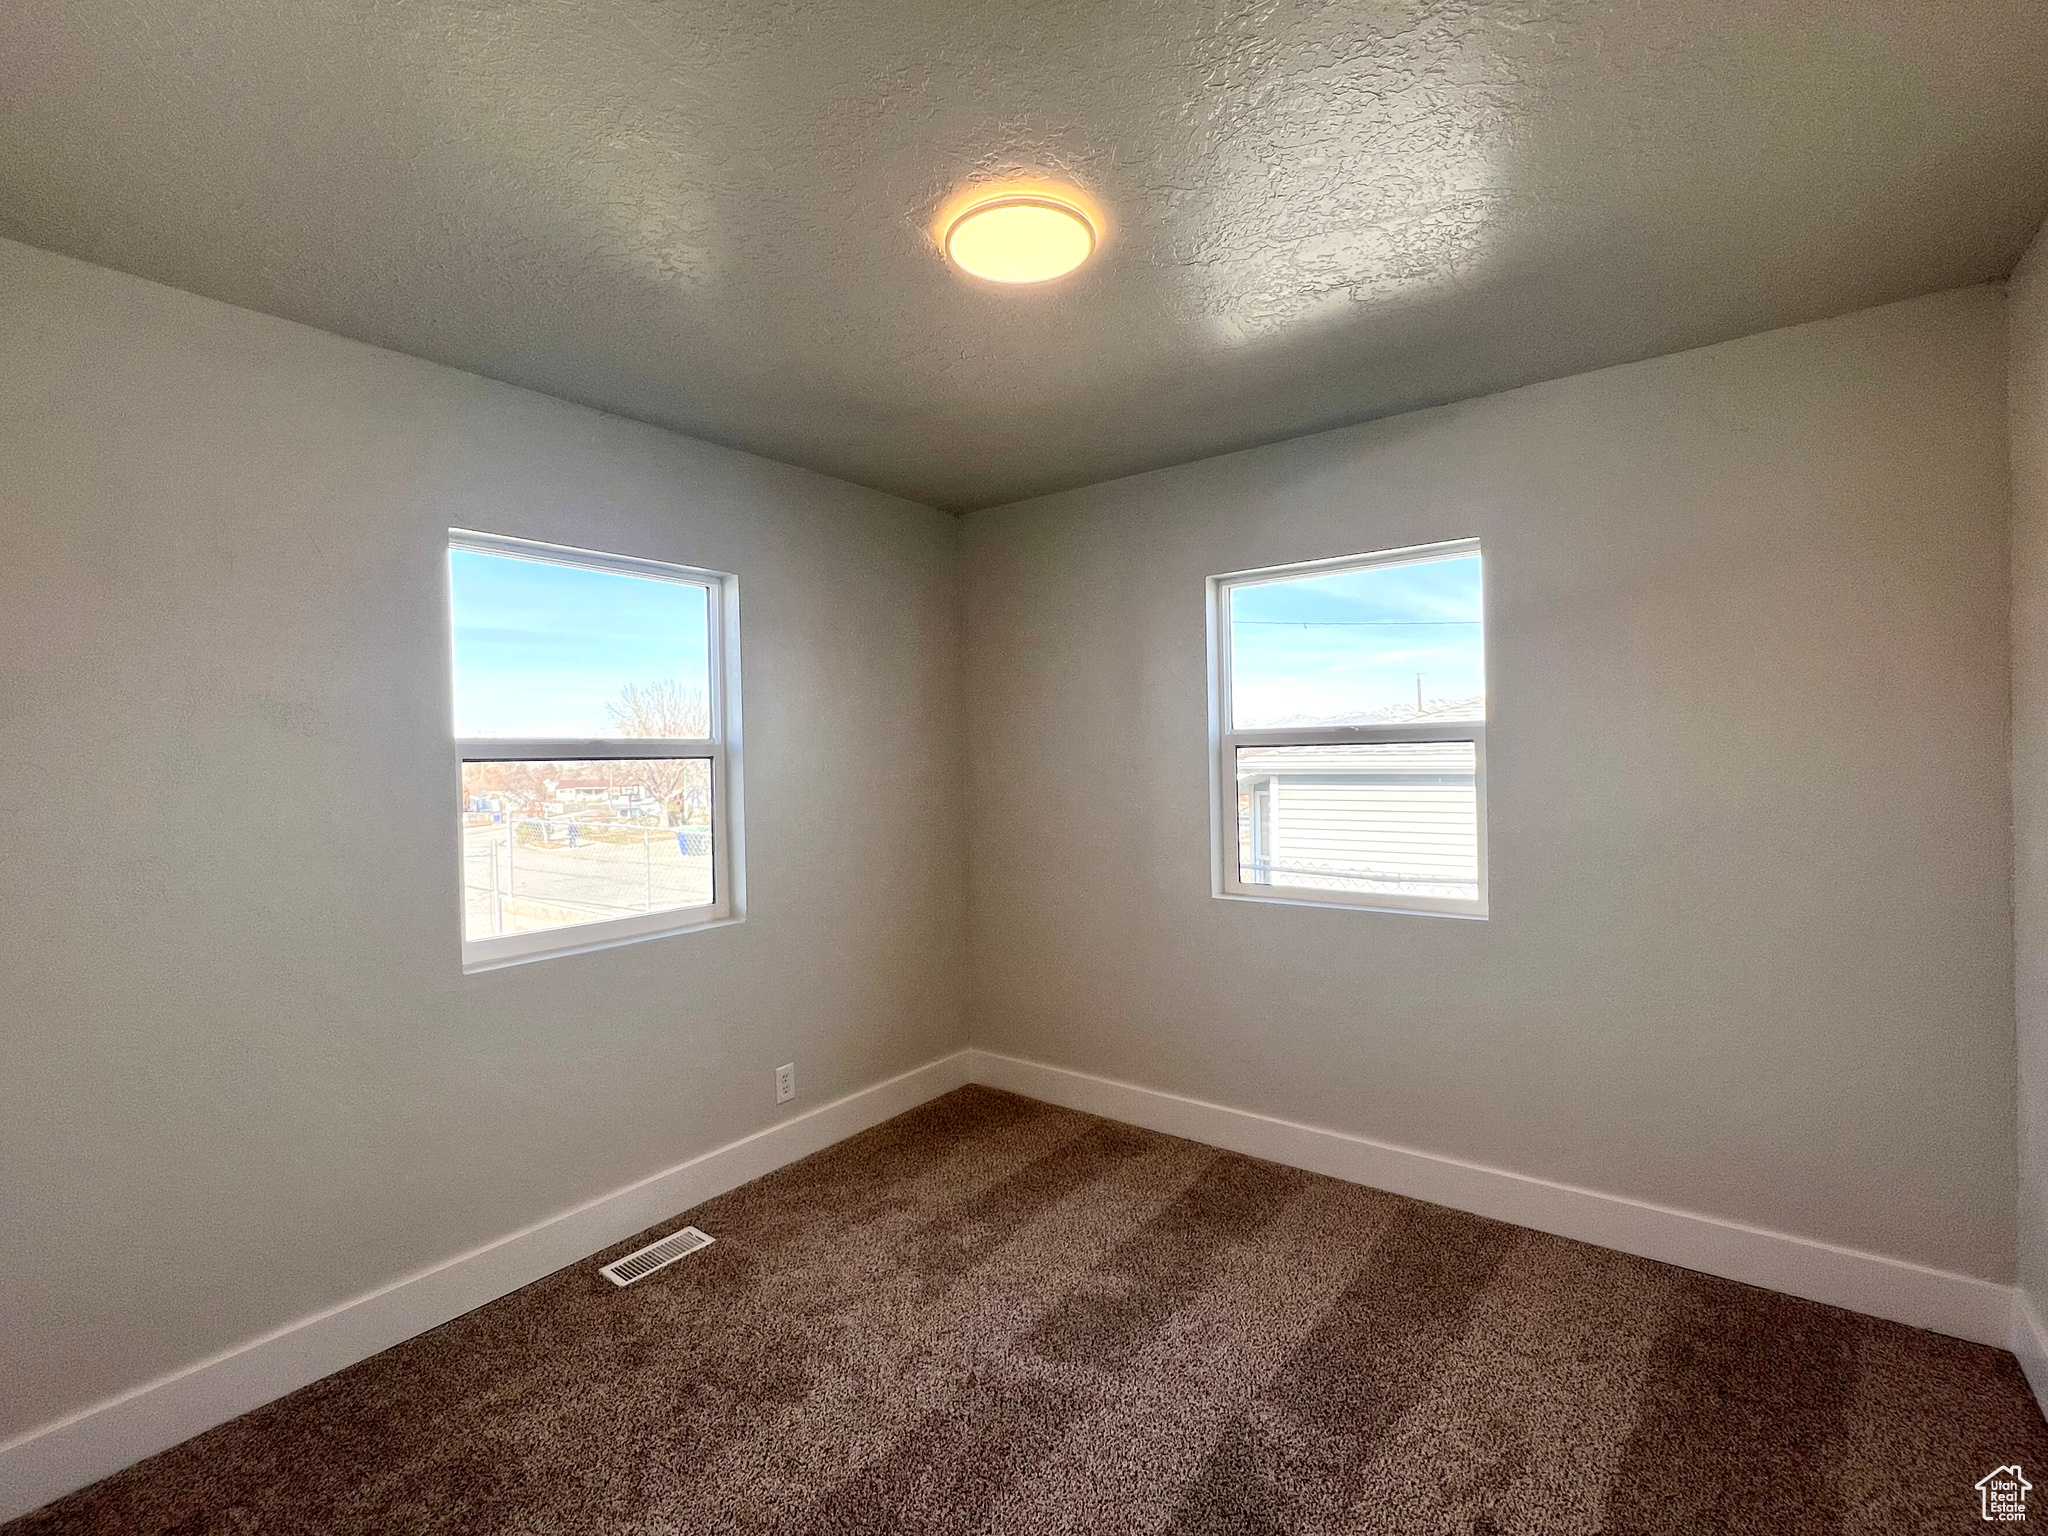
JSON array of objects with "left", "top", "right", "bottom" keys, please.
[
  {"left": 466, "top": 781, "right": 659, "bottom": 825},
  {"left": 553, "top": 778, "right": 652, "bottom": 805},
  {"left": 1238, "top": 730, "right": 1479, "bottom": 900}
]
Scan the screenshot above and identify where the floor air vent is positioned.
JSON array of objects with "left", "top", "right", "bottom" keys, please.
[{"left": 600, "top": 1226, "right": 715, "bottom": 1287}]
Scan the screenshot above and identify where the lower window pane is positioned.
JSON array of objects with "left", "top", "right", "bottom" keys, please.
[
  {"left": 1236, "top": 742, "right": 1477, "bottom": 902},
  {"left": 461, "top": 759, "right": 712, "bottom": 941}
]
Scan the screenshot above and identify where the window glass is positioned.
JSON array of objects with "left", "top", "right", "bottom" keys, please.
[
  {"left": 1234, "top": 742, "right": 1478, "bottom": 903},
  {"left": 1228, "top": 551, "right": 1483, "bottom": 730},
  {"left": 1214, "top": 540, "right": 1485, "bottom": 917},
  {"left": 450, "top": 549, "right": 711, "bottom": 738},
  {"left": 461, "top": 759, "right": 713, "bottom": 941}
]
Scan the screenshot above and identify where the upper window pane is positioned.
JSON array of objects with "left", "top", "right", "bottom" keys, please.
[
  {"left": 450, "top": 548, "right": 711, "bottom": 739},
  {"left": 1228, "top": 550, "right": 1484, "bottom": 729}
]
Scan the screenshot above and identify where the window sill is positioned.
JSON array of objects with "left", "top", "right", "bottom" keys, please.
[
  {"left": 1213, "top": 889, "right": 1488, "bottom": 921},
  {"left": 462, "top": 909, "right": 742, "bottom": 973}
]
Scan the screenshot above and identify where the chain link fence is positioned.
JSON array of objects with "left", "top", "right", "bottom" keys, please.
[{"left": 462, "top": 817, "right": 713, "bottom": 938}]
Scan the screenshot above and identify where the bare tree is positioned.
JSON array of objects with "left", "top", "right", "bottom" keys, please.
[
  {"left": 606, "top": 679, "right": 711, "bottom": 826},
  {"left": 606, "top": 678, "right": 710, "bottom": 738},
  {"left": 462, "top": 760, "right": 555, "bottom": 816}
]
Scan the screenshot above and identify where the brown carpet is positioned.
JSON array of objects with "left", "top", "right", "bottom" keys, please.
[{"left": 11, "top": 1086, "right": 2045, "bottom": 1534}]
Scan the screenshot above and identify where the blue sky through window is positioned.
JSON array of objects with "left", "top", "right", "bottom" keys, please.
[
  {"left": 1229, "top": 551, "right": 1483, "bottom": 727},
  {"left": 450, "top": 549, "right": 711, "bottom": 737}
]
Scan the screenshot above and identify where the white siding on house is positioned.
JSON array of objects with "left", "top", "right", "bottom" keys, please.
[{"left": 1238, "top": 742, "right": 1478, "bottom": 900}]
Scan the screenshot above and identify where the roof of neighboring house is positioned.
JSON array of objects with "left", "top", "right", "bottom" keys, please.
[
  {"left": 1254, "top": 696, "right": 1485, "bottom": 728},
  {"left": 1237, "top": 741, "right": 1477, "bottom": 780}
]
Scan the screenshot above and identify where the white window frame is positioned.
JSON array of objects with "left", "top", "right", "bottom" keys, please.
[
  {"left": 449, "top": 529, "right": 744, "bottom": 972},
  {"left": 1208, "top": 537, "right": 1487, "bottom": 920}
]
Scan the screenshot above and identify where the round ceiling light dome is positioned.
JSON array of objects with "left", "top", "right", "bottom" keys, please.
[{"left": 943, "top": 193, "right": 1097, "bottom": 284}]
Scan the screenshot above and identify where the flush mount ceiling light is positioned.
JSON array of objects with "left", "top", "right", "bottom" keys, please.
[{"left": 943, "top": 192, "right": 1097, "bottom": 285}]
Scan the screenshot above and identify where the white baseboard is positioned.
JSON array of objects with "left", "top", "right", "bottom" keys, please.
[
  {"left": 2013, "top": 1289, "right": 2048, "bottom": 1420},
  {"left": 0, "top": 1049, "right": 972, "bottom": 1525},
  {"left": 965, "top": 1049, "right": 2017, "bottom": 1350}
]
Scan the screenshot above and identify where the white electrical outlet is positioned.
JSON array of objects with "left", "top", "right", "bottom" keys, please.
[{"left": 775, "top": 1063, "right": 796, "bottom": 1104}]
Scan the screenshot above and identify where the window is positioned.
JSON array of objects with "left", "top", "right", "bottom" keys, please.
[
  {"left": 448, "top": 530, "right": 741, "bottom": 969},
  {"left": 1209, "top": 539, "right": 1486, "bottom": 917}
]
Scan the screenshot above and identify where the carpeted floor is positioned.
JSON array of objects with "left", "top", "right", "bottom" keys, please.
[{"left": 11, "top": 1085, "right": 2046, "bottom": 1534}]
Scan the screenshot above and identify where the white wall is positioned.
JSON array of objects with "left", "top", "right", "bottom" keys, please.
[
  {"left": 0, "top": 238, "right": 966, "bottom": 1444},
  {"left": 2014, "top": 224, "right": 2048, "bottom": 1349},
  {"left": 963, "top": 287, "right": 2016, "bottom": 1281}
]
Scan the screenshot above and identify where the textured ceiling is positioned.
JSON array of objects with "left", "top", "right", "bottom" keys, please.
[{"left": 4, "top": 0, "right": 2047, "bottom": 511}]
